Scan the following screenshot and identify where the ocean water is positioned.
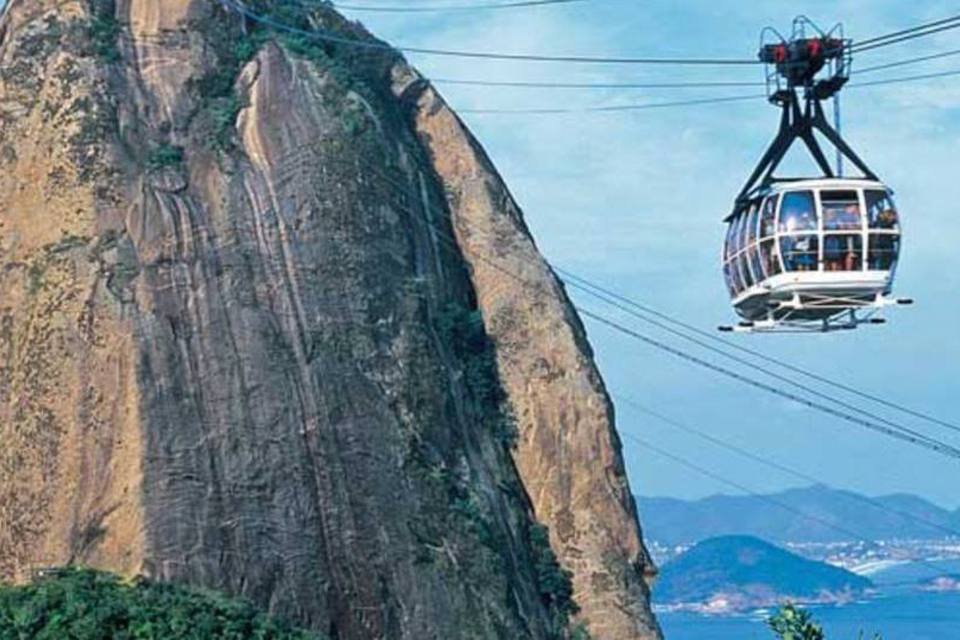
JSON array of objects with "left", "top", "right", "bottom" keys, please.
[{"left": 657, "top": 560, "right": 960, "bottom": 640}]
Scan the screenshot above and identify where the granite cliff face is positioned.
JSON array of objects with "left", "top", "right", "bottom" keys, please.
[{"left": 0, "top": 1, "right": 661, "bottom": 638}]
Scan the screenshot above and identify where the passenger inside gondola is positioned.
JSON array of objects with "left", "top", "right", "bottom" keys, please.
[
  {"left": 779, "top": 191, "right": 817, "bottom": 232},
  {"left": 821, "top": 190, "right": 862, "bottom": 231},
  {"left": 780, "top": 235, "right": 818, "bottom": 271},
  {"left": 823, "top": 234, "right": 862, "bottom": 271},
  {"left": 868, "top": 234, "right": 900, "bottom": 270},
  {"left": 760, "top": 239, "right": 780, "bottom": 276},
  {"left": 866, "top": 190, "right": 899, "bottom": 229}
]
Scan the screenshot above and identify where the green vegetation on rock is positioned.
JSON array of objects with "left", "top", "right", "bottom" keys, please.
[
  {"left": 146, "top": 144, "right": 184, "bottom": 170},
  {"left": 530, "top": 523, "right": 579, "bottom": 633},
  {"left": 437, "top": 302, "right": 519, "bottom": 447},
  {"left": 190, "top": 0, "right": 383, "bottom": 151},
  {"left": 87, "top": 0, "right": 120, "bottom": 62},
  {"left": 0, "top": 568, "right": 323, "bottom": 640},
  {"left": 767, "top": 604, "right": 883, "bottom": 640}
]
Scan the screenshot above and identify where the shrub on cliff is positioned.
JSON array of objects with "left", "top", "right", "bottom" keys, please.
[
  {"left": 0, "top": 568, "right": 321, "bottom": 639},
  {"left": 768, "top": 604, "right": 883, "bottom": 640}
]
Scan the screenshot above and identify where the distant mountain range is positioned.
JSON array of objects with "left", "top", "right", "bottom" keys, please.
[
  {"left": 637, "top": 485, "right": 960, "bottom": 545},
  {"left": 656, "top": 535, "right": 873, "bottom": 611}
]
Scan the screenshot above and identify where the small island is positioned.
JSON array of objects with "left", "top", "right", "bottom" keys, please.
[
  {"left": 655, "top": 535, "right": 874, "bottom": 614},
  {"left": 920, "top": 574, "right": 960, "bottom": 592}
]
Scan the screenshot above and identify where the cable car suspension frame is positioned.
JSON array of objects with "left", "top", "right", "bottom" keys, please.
[{"left": 737, "top": 18, "right": 873, "bottom": 205}]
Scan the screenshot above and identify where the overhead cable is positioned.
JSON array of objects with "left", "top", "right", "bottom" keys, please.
[
  {"left": 455, "top": 67, "right": 960, "bottom": 114},
  {"left": 220, "top": 0, "right": 760, "bottom": 65},
  {"left": 556, "top": 270, "right": 960, "bottom": 444},
  {"left": 618, "top": 396, "right": 960, "bottom": 539},
  {"left": 848, "top": 67, "right": 960, "bottom": 88},
  {"left": 330, "top": 0, "right": 586, "bottom": 12},
  {"left": 853, "top": 21, "right": 960, "bottom": 54},
  {"left": 433, "top": 78, "right": 765, "bottom": 89},
  {"left": 556, "top": 270, "right": 960, "bottom": 436},
  {"left": 622, "top": 429, "right": 959, "bottom": 572},
  {"left": 853, "top": 14, "right": 960, "bottom": 49},
  {"left": 457, "top": 93, "right": 765, "bottom": 114},
  {"left": 432, "top": 48, "right": 960, "bottom": 90},
  {"left": 854, "top": 47, "right": 960, "bottom": 74},
  {"left": 577, "top": 307, "right": 960, "bottom": 461}
]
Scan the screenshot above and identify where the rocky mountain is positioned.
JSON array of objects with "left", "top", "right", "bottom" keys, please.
[
  {"left": 0, "top": 1, "right": 660, "bottom": 638},
  {"left": 656, "top": 535, "right": 873, "bottom": 611},
  {"left": 638, "top": 486, "right": 958, "bottom": 545}
]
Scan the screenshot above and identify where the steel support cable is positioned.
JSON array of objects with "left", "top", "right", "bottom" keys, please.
[
  {"left": 433, "top": 78, "right": 766, "bottom": 89},
  {"left": 616, "top": 395, "right": 960, "bottom": 539},
  {"left": 329, "top": 0, "right": 586, "bottom": 12},
  {"left": 457, "top": 92, "right": 766, "bottom": 114},
  {"left": 455, "top": 67, "right": 960, "bottom": 113},
  {"left": 621, "top": 431, "right": 959, "bottom": 578},
  {"left": 554, "top": 272, "right": 958, "bottom": 446},
  {"left": 555, "top": 270, "right": 960, "bottom": 436},
  {"left": 623, "top": 432, "right": 907, "bottom": 544},
  {"left": 220, "top": 0, "right": 759, "bottom": 65},
  {"left": 852, "top": 14, "right": 960, "bottom": 49},
  {"left": 853, "top": 21, "right": 960, "bottom": 54},
  {"left": 434, "top": 48, "right": 960, "bottom": 89},
  {"left": 363, "top": 167, "right": 960, "bottom": 461},
  {"left": 848, "top": 67, "right": 960, "bottom": 88},
  {"left": 578, "top": 308, "right": 960, "bottom": 460},
  {"left": 854, "top": 47, "right": 960, "bottom": 75}
]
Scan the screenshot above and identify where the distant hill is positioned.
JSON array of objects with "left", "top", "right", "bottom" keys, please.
[
  {"left": 656, "top": 535, "right": 873, "bottom": 610},
  {"left": 637, "top": 485, "right": 958, "bottom": 545}
]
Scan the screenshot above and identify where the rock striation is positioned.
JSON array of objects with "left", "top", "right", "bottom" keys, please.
[{"left": 0, "top": 1, "right": 661, "bottom": 638}]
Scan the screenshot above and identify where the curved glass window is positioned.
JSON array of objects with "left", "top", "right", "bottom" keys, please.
[
  {"left": 737, "top": 206, "right": 753, "bottom": 251},
  {"left": 821, "top": 190, "right": 862, "bottom": 231},
  {"left": 748, "top": 245, "right": 765, "bottom": 283},
  {"left": 739, "top": 253, "right": 755, "bottom": 288},
  {"left": 724, "top": 219, "right": 738, "bottom": 260},
  {"left": 868, "top": 234, "right": 901, "bottom": 271},
  {"left": 746, "top": 203, "right": 761, "bottom": 245},
  {"left": 730, "top": 214, "right": 743, "bottom": 255},
  {"left": 760, "top": 195, "right": 778, "bottom": 238},
  {"left": 778, "top": 191, "right": 817, "bottom": 233},
  {"left": 780, "top": 235, "right": 819, "bottom": 272},
  {"left": 723, "top": 262, "right": 737, "bottom": 296},
  {"left": 823, "top": 234, "right": 863, "bottom": 272},
  {"left": 760, "top": 238, "right": 781, "bottom": 277},
  {"left": 866, "top": 190, "right": 899, "bottom": 230},
  {"left": 730, "top": 257, "right": 745, "bottom": 293}
]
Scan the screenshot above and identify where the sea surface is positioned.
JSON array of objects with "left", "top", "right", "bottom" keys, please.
[{"left": 656, "top": 560, "right": 960, "bottom": 640}]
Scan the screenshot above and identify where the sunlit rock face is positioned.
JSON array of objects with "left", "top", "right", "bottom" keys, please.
[{"left": 0, "top": 1, "right": 660, "bottom": 638}]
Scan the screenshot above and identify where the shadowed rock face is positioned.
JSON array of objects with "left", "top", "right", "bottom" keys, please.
[{"left": 0, "top": 1, "right": 661, "bottom": 638}]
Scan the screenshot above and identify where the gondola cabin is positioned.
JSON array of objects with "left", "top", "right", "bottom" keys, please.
[
  {"left": 722, "top": 178, "right": 903, "bottom": 329},
  {"left": 721, "top": 17, "right": 911, "bottom": 333}
]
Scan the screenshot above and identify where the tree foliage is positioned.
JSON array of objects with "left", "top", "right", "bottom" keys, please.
[
  {"left": 0, "top": 569, "right": 322, "bottom": 640},
  {"left": 767, "top": 604, "right": 883, "bottom": 640},
  {"left": 768, "top": 605, "right": 825, "bottom": 640}
]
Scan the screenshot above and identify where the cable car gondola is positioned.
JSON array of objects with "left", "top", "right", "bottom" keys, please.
[{"left": 720, "top": 17, "right": 911, "bottom": 334}]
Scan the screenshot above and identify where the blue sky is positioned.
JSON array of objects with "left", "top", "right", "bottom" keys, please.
[{"left": 336, "top": 0, "right": 960, "bottom": 508}]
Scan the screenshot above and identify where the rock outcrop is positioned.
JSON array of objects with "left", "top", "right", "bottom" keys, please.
[{"left": 0, "top": 1, "right": 662, "bottom": 638}]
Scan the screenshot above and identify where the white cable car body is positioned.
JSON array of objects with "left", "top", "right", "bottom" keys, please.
[
  {"left": 720, "top": 17, "right": 910, "bottom": 334},
  {"left": 722, "top": 178, "right": 906, "bottom": 333}
]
